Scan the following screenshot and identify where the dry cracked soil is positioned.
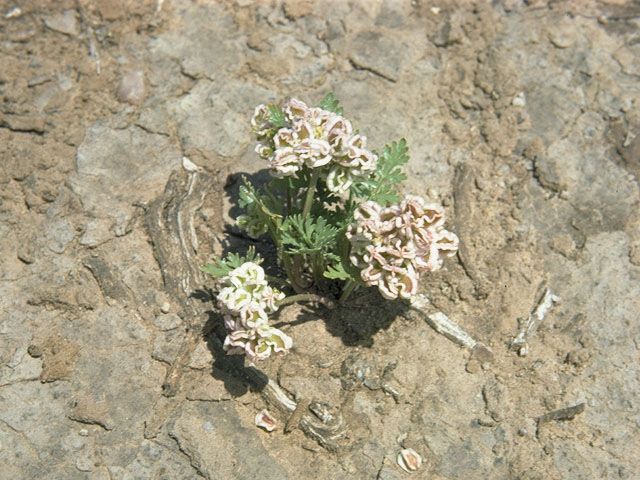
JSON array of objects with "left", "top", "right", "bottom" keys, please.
[{"left": 1, "top": 0, "right": 639, "bottom": 479}]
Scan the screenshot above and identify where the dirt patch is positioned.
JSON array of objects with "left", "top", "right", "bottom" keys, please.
[{"left": 0, "top": 1, "right": 638, "bottom": 479}]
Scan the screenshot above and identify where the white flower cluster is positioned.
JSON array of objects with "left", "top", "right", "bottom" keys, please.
[
  {"left": 217, "top": 262, "right": 292, "bottom": 361},
  {"left": 251, "top": 99, "right": 377, "bottom": 193},
  {"left": 346, "top": 196, "right": 459, "bottom": 300}
]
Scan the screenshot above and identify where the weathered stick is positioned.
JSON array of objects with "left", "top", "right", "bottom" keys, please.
[{"left": 512, "top": 287, "right": 560, "bottom": 356}]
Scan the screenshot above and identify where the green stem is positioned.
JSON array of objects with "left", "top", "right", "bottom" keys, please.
[
  {"left": 278, "top": 293, "right": 335, "bottom": 309},
  {"left": 339, "top": 279, "right": 358, "bottom": 304},
  {"left": 302, "top": 170, "right": 320, "bottom": 219},
  {"left": 311, "top": 253, "right": 325, "bottom": 289},
  {"left": 280, "top": 250, "right": 304, "bottom": 294}
]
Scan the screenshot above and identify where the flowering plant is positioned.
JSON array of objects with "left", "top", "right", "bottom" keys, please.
[{"left": 203, "top": 94, "right": 458, "bottom": 361}]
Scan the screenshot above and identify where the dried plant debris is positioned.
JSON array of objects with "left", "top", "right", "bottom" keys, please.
[
  {"left": 255, "top": 409, "right": 277, "bottom": 432},
  {"left": 512, "top": 287, "right": 561, "bottom": 356},
  {"left": 397, "top": 448, "right": 422, "bottom": 472}
]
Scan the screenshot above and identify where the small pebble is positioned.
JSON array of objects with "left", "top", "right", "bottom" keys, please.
[
  {"left": 160, "top": 302, "right": 170, "bottom": 314},
  {"left": 512, "top": 91, "right": 526, "bottom": 107},
  {"left": 116, "top": 70, "right": 145, "bottom": 105},
  {"left": 203, "top": 421, "right": 214, "bottom": 431},
  {"left": 154, "top": 313, "right": 182, "bottom": 331},
  {"left": 27, "top": 344, "right": 42, "bottom": 358},
  {"left": 518, "top": 428, "right": 527, "bottom": 436}
]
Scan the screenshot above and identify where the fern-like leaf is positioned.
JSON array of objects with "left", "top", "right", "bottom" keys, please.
[
  {"left": 317, "top": 92, "right": 343, "bottom": 115},
  {"left": 202, "top": 247, "right": 262, "bottom": 279}
]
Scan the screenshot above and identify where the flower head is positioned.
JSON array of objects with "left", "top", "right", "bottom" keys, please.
[
  {"left": 347, "top": 196, "right": 459, "bottom": 300},
  {"left": 216, "top": 262, "right": 290, "bottom": 361},
  {"left": 252, "top": 98, "right": 378, "bottom": 192}
]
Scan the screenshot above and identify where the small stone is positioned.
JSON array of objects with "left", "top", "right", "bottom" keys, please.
[
  {"left": 160, "top": 302, "right": 171, "bottom": 314},
  {"left": 5, "top": 7, "right": 22, "bottom": 19},
  {"left": 548, "top": 19, "right": 578, "bottom": 49},
  {"left": 154, "top": 313, "right": 182, "bottom": 331},
  {"left": 512, "top": 91, "right": 526, "bottom": 107},
  {"left": 76, "top": 457, "right": 94, "bottom": 472},
  {"left": 518, "top": 428, "right": 527, "bottom": 436},
  {"left": 466, "top": 358, "right": 481, "bottom": 374},
  {"left": 46, "top": 219, "right": 75, "bottom": 254},
  {"left": 549, "top": 233, "right": 575, "bottom": 258},
  {"left": 116, "top": 70, "right": 145, "bottom": 105},
  {"left": 202, "top": 421, "right": 214, "bottom": 431},
  {"left": 79, "top": 219, "right": 112, "bottom": 248},
  {"left": 27, "top": 344, "right": 42, "bottom": 358},
  {"left": 79, "top": 429, "right": 89, "bottom": 437},
  {"left": 44, "top": 10, "right": 79, "bottom": 37}
]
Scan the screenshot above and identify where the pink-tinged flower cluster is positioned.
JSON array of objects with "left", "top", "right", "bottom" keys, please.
[
  {"left": 217, "top": 262, "right": 292, "bottom": 361},
  {"left": 251, "top": 99, "right": 377, "bottom": 193},
  {"left": 346, "top": 196, "right": 459, "bottom": 300}
]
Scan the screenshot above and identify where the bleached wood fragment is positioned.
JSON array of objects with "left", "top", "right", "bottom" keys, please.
[{"left": 512, "top": 288, "right": 560, "bottom": 356}]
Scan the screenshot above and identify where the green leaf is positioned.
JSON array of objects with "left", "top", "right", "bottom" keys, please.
[
  {"left": 268, "top": 104, "right": 286, "bottom": 128},
  {"left": 317, "top": 92, "right": 343, "bottom": 115},
  {"left": 240, "top": 178, "right": 282, "bottom": 219},
  {"left": 323, "top": 263, "right": 352, "bottom": 280},
  {"left": 281, "top": 214, "right": 339, "bottom": 255},
  {"left": 202, "top": 247, "right": 262, "bottom": 279},
  {"left": 350, "top": 138, "right": 409, "bottom": 205}
]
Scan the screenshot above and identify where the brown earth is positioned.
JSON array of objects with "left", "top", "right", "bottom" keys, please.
[{"left": 1, "top": 1, "right": 639, "bottom": 479}]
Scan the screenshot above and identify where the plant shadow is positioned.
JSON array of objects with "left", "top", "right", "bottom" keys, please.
[
  {"left": 191, "top": 289, "right": 268, "bottom": 397},
  {"left": 272, "top": 287, "right": 410, "bottom": 348}
]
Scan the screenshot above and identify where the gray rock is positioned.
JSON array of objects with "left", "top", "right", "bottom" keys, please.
[
  {"left": 348, "top": 31, "right": 409, "bottom": 82},
  {"left": 69, "top": 123, "right": 181, "bottom": 223},
  {"left": 148, "top": 3, "right": 244, "bottom": 79},
  {"left": 154, "top": 313, "right": 182, "bottom": 331},
  {"left": 43, "top": 10, "right": 79, "bottom": 37},
  {"left": 167, "top": 79, "right": 276, "bottom": 158},
  {"left": 168, "top": 401, "right": 291, "bottom": 480},
  {"left": 45, "top": 219, "right": 75, "bottom": 254},
  {"left": 79, "top": 219, "right": 112, "bottom": 248},
  {"left": 152, "top": 327, "right": 185, "bottom": 364}
]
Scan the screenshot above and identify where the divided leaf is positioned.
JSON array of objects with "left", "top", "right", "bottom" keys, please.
[
  {"left": 281, "top": 214, "right": 339, "bottom": 255},
  {"left": 323, "top": 262, "right": 353, "bottom": 281},
  {"left": 317, "top": 92, "right": 344, "bottom": 115},
  {"left": 202, "top": 247, "right": 262, "bottom": 279},
  {"left": 351, "top": 138, "right": 409, "bottom": 205}
]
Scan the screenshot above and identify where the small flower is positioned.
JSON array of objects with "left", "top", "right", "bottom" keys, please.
[
  {"left": 270, "top": 147, "right": 303, "bottom": 177},
  {"left": 223, "top": 323, "right": 292, "bottom": 361},
  {"left": 251, "top": 104, "right": 272, "bottom": 136},
  {"left": 283, "top": 98, "right": 308, "bottom": 122}
]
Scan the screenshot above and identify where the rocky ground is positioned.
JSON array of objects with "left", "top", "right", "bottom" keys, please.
[{"left": 1, "top": 0, "right": 639, "bottom": 478}]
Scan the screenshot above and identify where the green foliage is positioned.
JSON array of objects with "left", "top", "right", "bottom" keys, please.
[
  {"left": 281, "top": 214, "right": 339, "bottom": 258},
  {"left": 239, "top": 178, "right": 282, "bottom": 220},
  {"left": 202, "top": 247, "right": 262, "bottom": 279},
  {"left": 317, "top": 92, "right": 343, "bottom": 115},
  {"left": 323, "top": 262, "right": 353, "bottom": 280},
  {"left": 351, "top": 138, "right": 409, "bottom": 205}
]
